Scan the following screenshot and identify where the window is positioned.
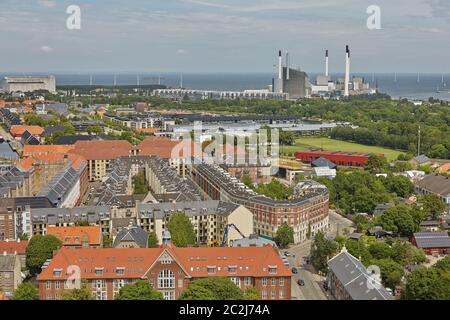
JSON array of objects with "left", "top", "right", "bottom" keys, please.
[
  {"left": 55, "top": 281, "right": 61, "bottom": 289},
  {"left": 262, "top": 277, "right": 267, "bottom": 287},
  {"left": 163, "top": 291, "right": 175, "bottom": 300},
  {"left": 230, "top": 277, "right": 240, "bottom": 287},
  {"left": 279, "top": 290, "right": 285, "bottom": 299},
  {"left": 158, "top": 270, "right": 175, "bottom": 289},
  {"left": 53, "top": 269, "right": 62, "bottom": 277},
  {"left": 46, "top": 281, "right": 51, "bottom": 290},
  {"left": 207, "top": 266, "right": 216, "bottom": 274},
  {"left": 279, "top": 278, "right": 285, "bottom": 287},
  {"left": 228, "top": 266, "right": 237, "bottom": 274},
  {"left": 244, "top": 277, "right": 252, "bottom": 286},
  {"left": 268, "top": 267, "right": 277, "bottom": 274},
  {"left": 178, "top": 279, "right": 183, "bottom": 288},
  {"left": 95, "top": 268, "right": 103, "bottom": 275},
  {"left": 271, "top": 278, "right": 276, "bottom": 286},
  {"left": 261, "top": 290, "right": 267, "bottom": 299},
  {"left": 271, "top": 290, "right": 276, "bottom": 300},
  {"left": 113, "top": 279, "right": 127, "bottom": 297}
]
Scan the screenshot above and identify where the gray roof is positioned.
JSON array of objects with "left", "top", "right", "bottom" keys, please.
[
  {"left": 113, "top": 225, "right": 148, "bottom": 248},
  {"left": 138, "top": 200, "right": 239, "bottom": 219},
  {"left": 38, "top": 165, "right": 79, "bottom": 207},
  {"left": 0, "top": 254, "right": 18, "bottom": 271},
  {"left": 416, "top": 174, "right": 450, "bottom": 197},
  {"left": 31, "top": 206, "right": 111, "bottom": 224},
  {"left": 328, "top": 251, "right": 393, "bottom": 300},
  {"left": 413, "top": 232, "right": 450, "bottom": 248},
  {"left": 414, "top": 155, "right": 431, "bottom": 164},
  {"left": 312, "top": 157, "right": 337, "bottom": 169}
]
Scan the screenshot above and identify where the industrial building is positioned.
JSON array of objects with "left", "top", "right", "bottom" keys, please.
[
  {"left": 273, "top": 51, "right": 309, "bottom": 99},
  {"left": 1, "top": 76, "right": 56, "bottom": 93}
]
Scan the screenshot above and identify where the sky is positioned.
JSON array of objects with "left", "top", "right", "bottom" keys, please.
[{"left": 0, "top": 0, "right": 449, "bottom": 73}]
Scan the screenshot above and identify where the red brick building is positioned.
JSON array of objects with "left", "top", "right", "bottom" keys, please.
[
  {"left": 36, "top": 244, "right": 291, "bottom": 300},
  {"left": 47, "top": 226, "right": 102, "bottom": 248},
  {"left": 295, "top": 150, "right": 373, "bottom": 167}
]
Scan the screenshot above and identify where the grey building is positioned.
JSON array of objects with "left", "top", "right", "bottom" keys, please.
[
  {"left": 1, "top": 76, "right": 56, "bottom": 93},
  {"left": 327, "top": 250, "right": 393, "bottom": 300}
]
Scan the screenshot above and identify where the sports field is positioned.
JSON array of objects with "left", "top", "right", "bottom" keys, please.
[{"left": 280, "top": 137, "right": 403, "bottom": 161}]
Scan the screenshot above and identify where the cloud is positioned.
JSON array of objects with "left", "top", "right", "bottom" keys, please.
[
  {"left": 40, "top": 45, "right": 53, "bottom": 53},
  {"left": 177, "top": 49, "right": 186, "bottom": 54},
  {"left": 37, "top": 0, "right": 56, "bottom": 8},
  {"left": 182, "top": 0, "right": 230, "bottom": 9}
]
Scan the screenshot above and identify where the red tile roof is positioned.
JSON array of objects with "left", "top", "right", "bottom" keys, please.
[
  {"left": 37, "top": 245, "right": 291, "bottom": 281},
  {"left": 136, "top": 137, "right": 204, "bottom": 159},
  {"left": 47, "top": 226, "right": 102, "bottom": 247},
  {"left": 23, "top": 145, "right": 74, "bottom": 156},
  {"left": 72, "top": 140, "right": 133, "bottom": 160},
  {"left": 0, "top": 240, "right": 29, "bottom": 255},
  {"left": 10, "top": 125, "right": 44, "bottom": 137}
]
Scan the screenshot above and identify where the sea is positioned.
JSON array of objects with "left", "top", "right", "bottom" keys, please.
[{"left": 2, "top": 72, "right": 450, "bottom": 101}]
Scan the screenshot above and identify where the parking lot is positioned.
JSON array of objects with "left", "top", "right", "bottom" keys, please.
[{"left": 80, "top": 181, "right": 102, "bottom": 206}]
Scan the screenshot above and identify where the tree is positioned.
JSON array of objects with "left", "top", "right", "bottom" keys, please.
[
  {"left": 115, "top": 280, "right": 164, "bottom": 300},
  {"left": 279, "top": 130, "right": 295, "bottom": 146},
  {"left": 242, "top": 287, "right": 259, "bottom": 300},
  {"left": 420, "top": 193, "right": 446, "bottom": 219},
  {"left": 253, "top": 179, "right": 293, "bottom": 200},
  {"left": 240, "top": 175, "right": 253, "bottom": 188},
  {"left": 390, "top": 240, "right": 426, "bottom": 266},
  {"left": 368, "top": 241, "right": 392, "bottom": 260},
  {"left": 428, "top": 144, "right": 448, "bottom": 159},
  {"left": 179, "top": 277, "right": 244, "bottom": 300},
  {"left": 310, "top": 232, "right": 339, "bottom": 274},
  {"left": 102, "top": 235, "right": 113, "bottom": 248},
  {"left": 371, "top": 258, "right": 404, "bottom": 289},
  {"left": 26, "top": 235, "right": 62, "bottom": 275},
  {"left": 274, "top": 223, "right": 294, "bottom": 249},
  {"left": 383, "top": 175, "right": 414, "bottom": 197},
  {"left": 167, "top": 212, "right": 196, "bottom": 247},
  {"left": 434, "top": 256, "right": 450, "bottom": 272},
  {"left": 365, "top": 154, "right": 388, "bottom": 173},
  {"left": 148, "top": 232, "right": 159, "bottom": 248},
  {"left": 132, "top": 171, "right": 149, "bottom": 195},
  {"left": 11, "top": 282, "right": 39, "bottom": 300},
  {"left": 404, "top": 267, "right": 450, "bottom": 300},
  {"left": 378, "top": 205, "right": 420, "bottom": 237},
  {"left": 63, "top": 280, "right": 95, "bottom": 300}
]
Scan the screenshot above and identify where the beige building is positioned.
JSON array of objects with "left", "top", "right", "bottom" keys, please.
[
  {"left": 137, "top": 201, "right": 253, "bottom": 246},
  {"left": 0, "top": 254, "right": 22, "bottom": 298}
]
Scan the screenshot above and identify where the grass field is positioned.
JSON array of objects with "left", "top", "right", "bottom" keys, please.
[{"left": 280, "top": 137, "right": 404, "bottom": 161}]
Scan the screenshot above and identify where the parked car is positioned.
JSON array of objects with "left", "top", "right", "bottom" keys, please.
[
  {"left": 284, "top": 251, "right": 291, "bottom": 257},
  {"left": 291, "top": 267, "right": 298, "bottom": 274},
  {"left": 297, "top": 279, "right": 305, "bottom": 286}
]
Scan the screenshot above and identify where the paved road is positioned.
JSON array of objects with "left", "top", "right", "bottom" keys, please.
[{"left": 287, "top": 210, "right": 354, "bottom": 300}]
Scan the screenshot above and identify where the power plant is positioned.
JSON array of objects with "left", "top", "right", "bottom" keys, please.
[{"left": 272, "top": 45, "right": 374, "bottom": 99}]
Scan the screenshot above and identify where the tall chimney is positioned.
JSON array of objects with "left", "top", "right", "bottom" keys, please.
[
  {"left": 325, "top": 50, "right": 329, "bottom": 77},
  {"left": 344, "top": 45, "right": 350, "bottom": 97},
  {"left": 278, "top": 50, "right": 283, "bottom": 80},
  {"left": 286, "top": 51, "right": 290, "bottom": 80}
]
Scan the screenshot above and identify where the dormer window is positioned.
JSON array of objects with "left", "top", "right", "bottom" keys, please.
[
  {"left": 116, "top": 268, "right": 125, "bottom": 275},
  {"left": 95, "top": 268, "right": 104, "bottom": 275},
  {"left": 207, "top": 266, "right": 216, "bottom": 274},
  {"left": 53, "top": 269, "right": 62, "bottom": 277},
  {"left": 268, "top": 266, "right": 277, "bottom": 274},
  {"left": 228, "top": 266, "right": 237, "bottom": 274}
]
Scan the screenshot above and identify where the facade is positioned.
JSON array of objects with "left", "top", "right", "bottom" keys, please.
[
  {"left": 47, "top": 226, "right": 102, "bottom": 248},
  {"left": 137, "top": 201, "right": 253, "bottom": 246},
  {"left": 0, "top": 254, "right": 22, "bottom": 298},
  {"left": 1, "top": 76, "right": 56, "bottom": 93},
  {"left": 37, "top": 244, "right": 292, "bottom": 300},
  {"left": 191, "top": 164, "right": 329, "bottom": 244},
  {"left": 153, "top": 89, "right": 288, "bottom": 101},
  {"left": 327, "top": 250, "right": 393, "bottom": 300},
  {"left": 296, "top": 150, "right": 371, "bottom": 167}
]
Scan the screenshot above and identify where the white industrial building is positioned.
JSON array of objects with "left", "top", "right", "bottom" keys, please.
[{"left": 1, "top": 76, "right": 56, "bottom": 93}]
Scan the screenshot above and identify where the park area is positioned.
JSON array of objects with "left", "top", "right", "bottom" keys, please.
[{"left": 280, "top": 137, "right": 404, "bottom": 161}]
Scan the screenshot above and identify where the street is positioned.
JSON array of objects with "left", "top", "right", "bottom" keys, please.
[{"left": 286, "top": 210, "right": 354, "bottom": 300}]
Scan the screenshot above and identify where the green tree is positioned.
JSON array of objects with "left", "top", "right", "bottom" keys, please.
[
  {"left": 434, "top": 256, "right": 450, "bottom": 272},
  {"left": 132, "top": 171, "right": 149, "bottom": 195},
  {"left": 115, "top": 280, "right": 164, "bottom": 300},
  {"left": 378, "top": 205, "right": 420, "bottom": 237},
  {"left": 242, "top": 287, "right": 259, "bottom": 300},
  {"left": 167, "top": 212, "right": 197, "bottom": 247},
  {"left": 368, "top": 241, "right": 392, "bottom": 260},
  {"left": 428, "top": 144, "right": 448, "bottom": 159},
  {"left": 102, "top": 235, "right": 113, "bottom": 248},
  {"left": 147, "top": 232, "right": 159, "bottom": 248},
  {"left": 179, "top": 277, "right": 244, "bottom": 300},
  {"left": 63, "top": 280, "right": 95, "bottom": 300},
  {"left": 310, "top": 232, "right": 339, "bottom": 274},
  {"left": 365, "top": 154, "right": 389, "bottom": 173},
  {"left": 11, "top": 282, "right": 39, "bottom": 300},
  {"left": 371, "top": 258, "right": 404, "bottom": 289},
  {"left": 240, "top": 175, "right": 253, "bottom": 188},
  {"left": 26, "top": 235, "right": 62, "bottom": 275},
  {"left": 404, "top": 267, "right": 450, "bottom": 300},
  {"left": 390, "top": 240, "right": 426, "bottom": 266},
  {"left": 420, "top": 193, "right": 446, "bottom": 219},
  {"left": 274, "top": 223, "right": 294, "bottom": 249}
]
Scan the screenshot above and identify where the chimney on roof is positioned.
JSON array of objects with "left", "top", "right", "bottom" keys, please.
[{"left": 162, "top": 230, "right": 172, "bottom": 246}]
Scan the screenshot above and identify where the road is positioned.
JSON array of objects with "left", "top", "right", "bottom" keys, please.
[{"left": 286, "top": 210, "right": 354, "bottom": 300}]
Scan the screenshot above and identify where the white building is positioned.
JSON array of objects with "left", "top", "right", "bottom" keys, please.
[{"left": 1, "top": 76, "right": 56, "bottom": 93}]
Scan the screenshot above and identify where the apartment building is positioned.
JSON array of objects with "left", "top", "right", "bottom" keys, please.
[
  {"left": 191, "top": 164, "right": 329, "bottom": 244},
  {"left": 0, "top": 254, "right": 22, "bottom": 298},
  {"left": 0, "top": 239, "right": 28, "bottom": 268},
  {"left": 137, "top": 200, "right": 253, "bottom": 246},
  {"left": 37, "top": 243, "right": 291, "bottom": 300}
]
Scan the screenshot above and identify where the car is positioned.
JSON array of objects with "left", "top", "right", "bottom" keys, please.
[
  {"left": 284, "top": 251, "right": 291, "bottom": 257},
  {"left": 297, "top": 279, "right": 305, "bottom": 286},
  {"left": 291, "top": 267, "right": 298, "bottom": 274}
]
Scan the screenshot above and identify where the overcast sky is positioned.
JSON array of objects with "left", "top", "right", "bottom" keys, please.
[{"left": 0, "top": 0, "right": 449, "bottom": 73}]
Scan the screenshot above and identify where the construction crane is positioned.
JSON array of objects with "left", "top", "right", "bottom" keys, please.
[
  {"left": 143, "top": 75, "right": 166, "bottom": 85},
  {"left": 221, "top": 224, "right": 246, "bottom": 247}
]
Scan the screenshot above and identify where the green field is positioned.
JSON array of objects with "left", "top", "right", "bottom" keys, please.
[{"left": 280, "top": 137, "right": 403, "bottom": 161}]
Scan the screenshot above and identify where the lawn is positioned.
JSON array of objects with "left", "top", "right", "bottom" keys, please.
[{"left": 280, "top": 137, "right": 404, "bottom": 161}]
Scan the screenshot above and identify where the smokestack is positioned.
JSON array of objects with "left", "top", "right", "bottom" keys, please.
[
  {"left": 286, "top": 51, "right": 290, "bottom": 80},
  {"left": 325, "top": 50, "right": 329, "bottom": 77},
  {"left": 278, "top": 50, "right": 283, "bottom": 80},
  {"left": 344, "top": 45, "right": 350, "bottom": 97}
]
